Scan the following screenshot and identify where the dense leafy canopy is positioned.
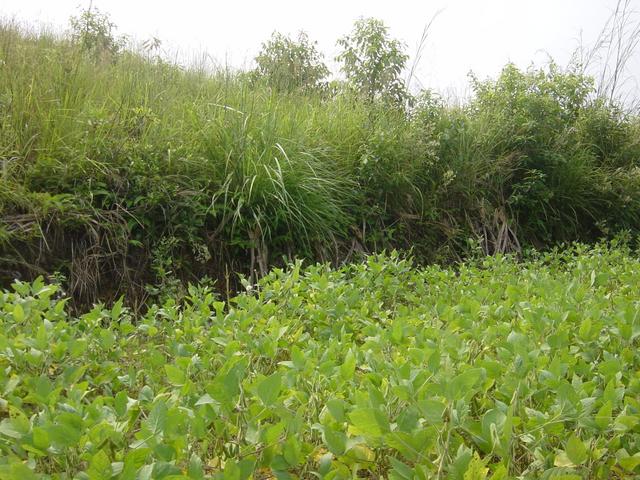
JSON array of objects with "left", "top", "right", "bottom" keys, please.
[{"left": 1, "top": 244, "right": 640, "bottom": 478}]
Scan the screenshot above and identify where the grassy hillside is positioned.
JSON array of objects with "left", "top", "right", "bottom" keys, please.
[
  {"left": 1, "top": 244, "right": 640, "bottom": 478},
  {"left": 1, "top": 21, "right": 639, "bottom": 305}
]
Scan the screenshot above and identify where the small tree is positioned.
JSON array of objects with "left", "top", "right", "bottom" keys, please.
[
  {"left": 253, "top": 31, "right": 329, "bottom": 93},
  {"left": 69, "top": 7, "right": 126, "bottom": 61},
  {"left": 336, "top": 18, "right": 409, "bottom": 105}
]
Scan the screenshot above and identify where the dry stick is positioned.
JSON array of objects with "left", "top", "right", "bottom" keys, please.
[
  {"left": 580, "top": 0, "right": 640, "bottom": 105},
  {"left": 406, "top": 9, "right": 442, "bottom": 95},
  {"left": 436, "top": 403, "right": 453, "bottom": 480}
]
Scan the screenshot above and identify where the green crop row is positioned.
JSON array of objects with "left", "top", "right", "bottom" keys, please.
[{"left": 1, "top": 243, "right": 639, "bottom": 478}]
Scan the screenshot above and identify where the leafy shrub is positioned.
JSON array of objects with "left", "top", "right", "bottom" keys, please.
[
  {"left": 69, "top": 7, "right": 126, "bottom": 61},
  {"left": 336, "top": 18, "right": 409, "bottom": 106},
  {"left": 415, "top": 64, "right": 640, "bottom": 252},
  {"left": 253, "top": 31, "right": 329, "bottom": 93}
]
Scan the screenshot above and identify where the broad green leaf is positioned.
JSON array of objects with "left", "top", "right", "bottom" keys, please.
[
  {"left": 261, "top": 422, "right": 285, "bottom": 444},
  {"left": 321, "top": 425, "right": 346, "bottom": 455},
  {"left": 154, "top": 443, "right": 176, "bottom": 461},
  {"left": 488, "top": 465, "right": 508, "bottom": 480},
  {"left": 139, "top": 385, "right": 154, "bottom": 403},
  {"left": 447, "top": 368, "right": 485, "bottom": 400},
  {"left": 283, "top": 436, "right": 303, "bottom": 466},
  {"left": 448, "top": 444, "right": 474, "bottom": 480},
  {"left": 417, "top": 399, "right": 446, "bottom": 424},
  {"left": 111, "top": 296, "right": 124, "bottom": 320},
  {"left": 138, "top": 464, "right": 154, "bottom": 480},
  {"left": 256, "top": 373, "right": 281, "bottom": 406},
  {"left": 123, "top": 447, "right": 151, "bottom": 471},
  {"left": 3, "top": 375, "right": 20, "bottom": 396},
  {"left": 0, "top": 419, "right": 25, "bottom": 439},
  {"left": 553, "top": 452, "right": 574, "bottom": 468},
  {"left": 618, "top": 453, "right": 640, "bottom": 471},
  {"left": 385, "top": 430, "right": 434, "bottom": 462},
  {"left": 100, "top": 329, "right": 116, "bottom": 350},
  {"left": 164, "top": 364, "right": 186, "bottom": 386},
  {"left": 290, "top": 345, "right": 306, "bottom": 369},
  {"left": 0, "top": 462, "right": 38, "bottom": 480},
  {"left": 565, "top": 434, "right": 587, "bottom": 466},
  {"left": 578, "top": 318, "right": 591, "bottom": 340},
  {"left": 188, "top": 454, "right": 205, "bottom": 480},
  {"left": 348, "top": 408, "right": 390, "bottom": 437},
  {"left": 115, "top": 391, "right": 129, "bottom": 416},
  {"left": 597, "top": 359, "right": 621, "bottom": 378},
  {"left": 595, "top": 400, "right": 612, "bottom": 430},
  {"left": 614, "top": 414, "right": 640, "bottom": 432},
  {"left": 326, "top": 398, "right": 346, "bottom": 423},
  {"left": 428, "top": 349, "right": 441, "bottom": 373},
  {"left": 47, "top": 413, "right": 83, "bottom": 448},
  {"left": 340, "top": 349, "right": 356, "bottom": 379},
  {"left": 147, "top": 400, "right": 168, "bottom": 435},
  {"left": 150, "top": 462, "right": 182, "bottom": 478},
  {"left": 32, "top": 427, "right": 49, "bottom": 450},
  {"left": 195, "top": 393, "right": 216, "bottom": 406},
  {"left": 86, "top": 450, "right": 112, "bottom": 480},
  {"left": 389, "top": 457, "right": 413, "bottom": 480},
  {"left": 220, "top": 459, "right": 254, "bottom": 480}
]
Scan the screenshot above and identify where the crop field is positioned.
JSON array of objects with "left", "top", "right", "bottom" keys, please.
[
  {"left": 1, "top": 244, "right": 639, "bottom": 479},
  {"left": 2, "top": 5, "right": 640, "bottom": 479}
]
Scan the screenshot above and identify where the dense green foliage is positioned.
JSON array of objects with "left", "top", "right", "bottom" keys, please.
[
  {"left": 1, "top": 244, "right": 640, "bottom": 478},
  {"left": 336, "top": 18, "right": 409, "bottom": 105},
  {"left": 253, "top": 32, "right": 329, "bottom": 93},
  {"left": 2, "top": 10, "right": 640, "bottom": 479},
  {"left": 0, "top": 19, "right": 639, "bottom": 304}
]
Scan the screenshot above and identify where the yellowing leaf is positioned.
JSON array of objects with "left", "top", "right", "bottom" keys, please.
[
  {"left": 464, "top": 453, "right": 488, "bottom": 480},
  {"left": 13, "top": 304, "right": 25, "bottom": 322},
  {"left": 554, "top": 452, "right": 574, "bottom": 468}
]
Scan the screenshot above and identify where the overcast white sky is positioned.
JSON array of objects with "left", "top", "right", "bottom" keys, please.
[{"left": 3, "top": 0, "right": 640, "bottom": 99}]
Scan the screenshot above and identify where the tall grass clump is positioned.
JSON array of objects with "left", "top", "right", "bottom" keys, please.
[
  {"left": 0, "top": 16, "right": 639, "bottom": 305},
  {"left": 0, "top": 20, "right": 366, "bottom": 303}
]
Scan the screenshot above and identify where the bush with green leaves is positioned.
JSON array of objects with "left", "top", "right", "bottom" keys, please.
[
  {"left": 1, "top": 244, "right": 640, "bottom": 478},
  {"left": 253, "top": 31, "right": 329, "bottom": 93},
  {"left": 69, "top": 7, "right": 126, "bottom": 61},
  {"left": 410, "top": 64, "right": 640, "bottom": 254},
  {"left": 336, "top": 18, "right": 409, "bottom": 106}
]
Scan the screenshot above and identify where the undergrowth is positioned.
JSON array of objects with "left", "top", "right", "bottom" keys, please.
[{"left": 0, "top": 20, "right": 639, "bottom": 306}]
